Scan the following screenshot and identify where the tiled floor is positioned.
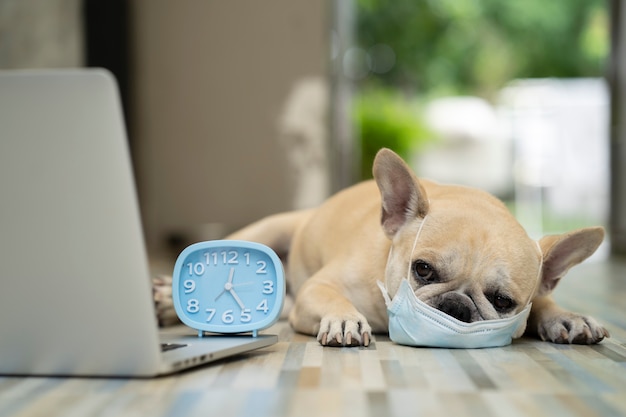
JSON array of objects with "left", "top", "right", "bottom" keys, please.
[{"left": 1, "top": 257, "right": 625, "bottom": 417}]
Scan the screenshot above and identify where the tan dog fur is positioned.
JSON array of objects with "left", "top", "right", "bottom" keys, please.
[{"left": 175, "top": 148, "right": 609, "bottom": 347}]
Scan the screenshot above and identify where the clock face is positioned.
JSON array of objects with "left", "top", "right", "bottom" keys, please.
[{"left": 172, "top": 240, "right": 285, "bottom": 335}]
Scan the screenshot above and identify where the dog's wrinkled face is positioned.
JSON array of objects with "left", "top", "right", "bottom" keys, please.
[{"left": 385, "top": 202, "right": 543, "bottom": 323}]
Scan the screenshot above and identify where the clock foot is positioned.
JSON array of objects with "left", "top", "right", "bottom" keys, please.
[
  {"left": 198, "top": 330, "right": 204, "bottom": 338},
  {"left": 252, "top": 330, "right": 258, "bottom": 338}
]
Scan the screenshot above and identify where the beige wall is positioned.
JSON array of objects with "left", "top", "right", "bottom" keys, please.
[{"left": 131, "top": 1, "right": 329, "bottom": 254}]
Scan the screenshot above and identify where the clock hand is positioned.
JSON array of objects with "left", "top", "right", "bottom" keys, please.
[
  {"left": 229, "top": 288, "right": 246, "bottom": 310},
  {"left": 214, "top": 267, "right": 236, "bottom": 301},
  {"left": 214, "top": 289, "right": 226, "bottom": 301},
  {"left": 231, "top": 281, "right": 254, "bottom": 288}
]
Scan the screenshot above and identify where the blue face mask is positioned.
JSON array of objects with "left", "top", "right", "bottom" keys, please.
[
  {"left": 378, "top": 216, "right": 542, "bottom": 349},
  {"left": 378, "top": 279, "right": 532, "bottom": 348}
]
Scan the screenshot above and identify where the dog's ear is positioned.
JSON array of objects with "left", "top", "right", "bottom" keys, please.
[
  {"left": 373, "top": 148, "right": 429, "bottom": 238},
  {"left": 536, "top": 226, "right": 604, "bottom": 296}
]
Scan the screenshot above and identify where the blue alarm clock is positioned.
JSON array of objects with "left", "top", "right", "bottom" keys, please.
[{"left": 172, "top": 240, "right": 285, "bottom": 338}]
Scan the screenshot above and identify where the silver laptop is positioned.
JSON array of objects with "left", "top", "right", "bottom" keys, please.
[{"left": 0, "top": 69, "right": 277, "bottom": 377}]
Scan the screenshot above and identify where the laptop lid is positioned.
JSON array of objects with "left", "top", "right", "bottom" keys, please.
[{"left": 0, "top": 69, "right": 276, "bottom": 377}]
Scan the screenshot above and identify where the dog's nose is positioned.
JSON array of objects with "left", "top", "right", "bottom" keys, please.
[{"left": 438, "top": 294, "right": 472, "bottom": 323}]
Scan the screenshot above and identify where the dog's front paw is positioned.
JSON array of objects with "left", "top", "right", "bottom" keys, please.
[
  {"left": 152, "top": 275, "right": 179, "bottom": 326},
  {"left": 537, "top": 312, "right": 609, "bottom": 344},
  {"left": 317, "top": 313, "right": 372, "bottom": 347}
]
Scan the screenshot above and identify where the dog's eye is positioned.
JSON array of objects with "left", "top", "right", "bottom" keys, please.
[
  {"left": 412, "top": 260, "right": 438, "bottom": 284},
  {"left": 490, "top": 294, "right": 515, "bottom": 312}
]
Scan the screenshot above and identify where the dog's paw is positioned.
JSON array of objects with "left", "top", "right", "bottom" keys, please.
[
  {"left": 152, "top": 275, "right": 179, "bottom": 327},
  {"left": 316, "top": 313, "right": 372, "bottom": 347},
  {"left": 537, "top": 312, "right": 610, "bottom": 344}
]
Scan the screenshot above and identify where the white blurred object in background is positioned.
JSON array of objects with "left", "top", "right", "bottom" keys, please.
[
  {"left": 414, "top": 96, "right": 513, "bottom": 198},
  {"left": 278, "top": 77, "right": 330, "bottom": 210},
  {"left": 500, "top": 78, "right": 609, "bottom": 239}
]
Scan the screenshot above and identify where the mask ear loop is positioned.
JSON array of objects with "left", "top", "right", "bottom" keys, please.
[
  {"left": 380, "top": 215, "right": 429, "bottom": 304},
  {"left": 405, "top": 215, "right": 428, "bottom": 280},
  {"left": 523, "top": 241, "right": 544, "bottom": 307}
]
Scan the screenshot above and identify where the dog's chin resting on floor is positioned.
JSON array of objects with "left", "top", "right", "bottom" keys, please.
[{"left": 154, "top": 148, "right": 609, "bottom": 348}]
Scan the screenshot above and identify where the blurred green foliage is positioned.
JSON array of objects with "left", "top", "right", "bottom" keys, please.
[
  {"left": 356, "top": 0, "right": 608, "bottom": 98},
  {"left": 352, "top": 0, "right": 608, "bottom": 181},
  {"left": 354, "top": 87, "right": 433, "bottom": 179}
]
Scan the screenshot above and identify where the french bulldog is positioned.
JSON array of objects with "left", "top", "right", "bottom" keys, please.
[{"left": 155, "top": 148, "right": 609, "bottom": 347}]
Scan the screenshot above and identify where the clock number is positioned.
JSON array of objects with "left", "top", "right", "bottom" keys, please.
[
  {"left": 207, "top": 309, "right": 252, "bottom": 323},
  {"left": 204, "top": 252, "right": 217, "bottom": 266},
  {"left": 205, "top": 308, "right": 216, "bottom": 322},
  {"left": 187, "top": 262, "right": 205, "bottom": 276},
  {"left": 262, "top": 280, "right": 274, "bottom": 294},
  {"left": 256, "top": 299, "right": 269, "bottom": 314},
  {"left": 244, "top": 252, "right": 250, "bottom": 266},
  {"left": 187, "top": 299, "right": 200, "bottom": 313},
  {"left": 222, "top": 309, "right": 234, "bottom": 324},
  {"left": 240, "top": 309, "right": 252, "bottom": 323},
  {"left": 203, "top": 251, "right": 239, "bottom": 265},
  {"left": 225, "top": 250, "right": 238, "bottom": 264},
  {"left": 183, "top": 279, "right": 196, "bottom": 293},
  {"left": 256, "top": 260, "right": 267, "bottom": 274}
]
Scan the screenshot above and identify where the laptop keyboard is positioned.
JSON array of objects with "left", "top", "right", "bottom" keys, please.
[{"left": 160, "top": 343, "right": 187, "bottom": 352}]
